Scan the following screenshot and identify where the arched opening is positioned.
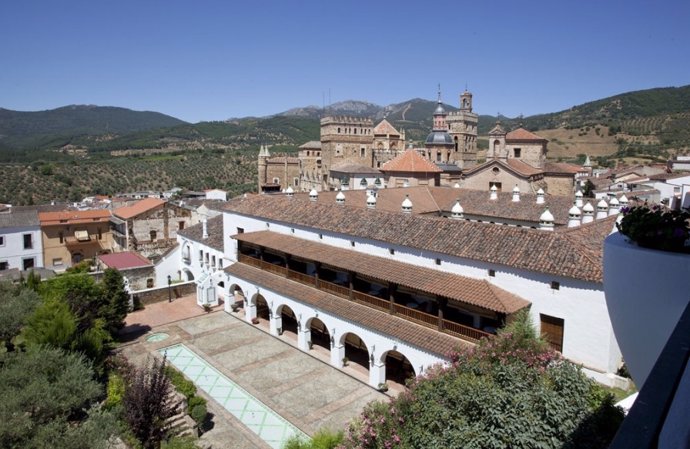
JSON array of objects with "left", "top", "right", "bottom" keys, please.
[
  {"left": 341, "top": 332, "right": 369, "bottom": 372},
  {"left": 383, "top": 350, "right": 416, "bottom": 387},
  {"left": 254, "top": 294, "right": 270, "bottom": 322},
  {"left": 277, "top": 304, "right": 298, "bottom": 339},
  {"left": 229, "top": 284, "right": 245, "bottom": 311},
  {"left": 493, "top": 139, "right": 500, "bottom": 154},
  {"left": 308, "top": 317, "right": 330, "bottom": 352},
  {"left": 182, "top": 268, "right": 194, "bottom": 281}
]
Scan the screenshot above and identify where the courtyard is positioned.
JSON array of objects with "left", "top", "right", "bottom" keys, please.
[{"left": 118, "top": 297, "right": 388, "bottom": 448}]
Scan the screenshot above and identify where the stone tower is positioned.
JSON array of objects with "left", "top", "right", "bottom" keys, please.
[
  {"left": 446, "top": 89, "right": 479, "bottom": 169},
  {"left": 257, "top": 144, "right": 270, "bottom": 193},
  {"left": 320, "top": 116, "right": 374, "bottom": 184}
]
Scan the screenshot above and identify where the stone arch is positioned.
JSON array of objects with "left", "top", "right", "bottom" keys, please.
[
  {"left": 229, "top": 283, "right": 245, "bottom": 304},
  {"left": 340, "top": 331, "right": 370, "bottom": 370},
  {"left": 306, "top": 316, "right": 331, "bottom": 351},
  {"left": 182, "top": 268, "right": 194, "bottom": 281},
  {"left": 276, "top": 303, "right": 298, "bottom": 338},
  {"left": 380, "top": 349, "right": 416, "bottom": 386}
]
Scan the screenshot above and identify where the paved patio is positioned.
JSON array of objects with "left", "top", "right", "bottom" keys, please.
[{"left": 118, "top": 303, "right": 388, "bottom": 449}]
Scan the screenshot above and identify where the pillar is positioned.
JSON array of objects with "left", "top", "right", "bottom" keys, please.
[
  {"left": 297, "top": 326, "right": 311, "bottom": 352},
  {"left": 245, "top": 296, "right": 257, "bottom": 324},
  {"left": 369, "top": 360, "right": 386, "bottom": 388},
  {"left": 331, "top": 338, "right": 345, "bottom": 368},
  {"left": 270, "top": 312, "right": 281, "bottom": 336}
]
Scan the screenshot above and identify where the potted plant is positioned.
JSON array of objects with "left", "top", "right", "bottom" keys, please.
[
  {"left": 342, "top": 356, "right": 349, "bottom": 367},
  {"left": 603, "top": 204, "right": 690, "bottom": 388},
  {"left": 251, "top": 317, "right": 260, "bottom": 325}
]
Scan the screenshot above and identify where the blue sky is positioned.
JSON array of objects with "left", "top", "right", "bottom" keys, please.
[{"left": 1, "top": 0, "right": 688, "bottom": 123}]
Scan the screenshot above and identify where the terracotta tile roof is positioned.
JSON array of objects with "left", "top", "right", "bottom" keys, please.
[
  {"left": 506, "top": 159, "right": 544, "bottom": 176},
  {"left": 233, "top": 230, "right": 529, "bottom": 314},
  {"left": 381, "top": 150, "right": 443, "bottom": 173},
  {"left": 39, "top": 209, "right": 111, "bottom": 225},
  {"left": 373, "top": 119, "right": 401, "bottom": 136},
  {"left": 177, "top": 215, "right": 224, "bottom": 252},
  {"left": 226, "top": 262, "right": 470, "bottom": 356},
  {"left": 0, "top": 209, "right": 40, "bottom": 228},
  {"left": 557, "top": 216, "right": 617, "bottom": 268},
  {"left": 330, "top": 162, "right": 382, "bottom": 174},
  {"left": 506, "top": 128, "right": 547, "bottom": 142},
  {"left": 220, "top": 195, "right": 607, "bottom": 283},
  {"left": 648, "top": 172, "right": 690, "bottom": 181},
  {"left": 299, "top": 141, "right": 322, "bottom": 150},
  {"left": 292, "top": 186, "right": 574, "bottom": 224},
  {"left": 113, "top": 198, "right": 165, "bottom": 220},
  {"left": 98, "top": 251, "right": 152, "bottom": 270}
]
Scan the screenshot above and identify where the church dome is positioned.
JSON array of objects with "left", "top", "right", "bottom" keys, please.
[
  {"left": 433, "top": 102, "right": 446, "bottom": 115},
  {"left": 425, "top": 130, "right": 454, "bottom": 146}
]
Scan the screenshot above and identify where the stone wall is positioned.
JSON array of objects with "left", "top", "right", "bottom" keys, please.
[{"left": 131, "top": 281, "right": 196, "bottom": 306}]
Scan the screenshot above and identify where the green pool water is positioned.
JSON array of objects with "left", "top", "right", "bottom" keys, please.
[
  {"left": 146, "top": 333, "right": 170, "bottom": 342},
  {"left": 160, "top": 344, "right": 308, "bottom": 448}
]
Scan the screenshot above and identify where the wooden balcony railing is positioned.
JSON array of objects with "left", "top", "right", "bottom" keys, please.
[
  {"left": 442, "top": 320, "right": 491, "bottom": 342},
  {"left": 352, "top": 290, "right": 389, "bottom": 312},
  {"left": 287, "top": 269, "right": 314, "bottom": 286},
  {"left": 318, "top": 279, "right": 350, "bottom": 298},
  {"left": 237, "top": 253, "right": 491, "bottom": 344}
]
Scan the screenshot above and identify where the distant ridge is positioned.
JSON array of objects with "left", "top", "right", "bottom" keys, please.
[{"left": 0, "top": 105, "right": 187, "bottom": 150}]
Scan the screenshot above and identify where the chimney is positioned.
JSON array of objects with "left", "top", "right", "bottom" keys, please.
[
  {"left": 309, "top": 189, "right": 318, "bottom": 202},
  {"left": 286, "top": 186, "right": 294, "bottom": 198},
  {"left": 567, "top": 205, "right": 582, "bottom": 228},
  {"left": 536, "top": 188, "right": 545, "bottom": 204},
  {"left": 336, "top": 190, "right": 345, "bottom": 205},
  {"left": 619, "top": 194, "right": 629, "bottom": 208},
  {"left": 574, "top": 190, "right": 584, "bottom": 208},
  {"left": 512, "top": 185, "right": 520, "bottom": 202},
  {"left": 451, "top": 199, "right": 464, "bottom": 219},
  {"left": 401, "top": 194, "right": 413, "bottom": 213},
  {"left": 582, "top": 202, "right": 594, "bottom": 224},
  {"left": 366, "top": 193, "right": 377, "bottom": 209},
  {"left": 490, "top": 184, "right": 498, "bottom": 200},
  {"left": 202, "top": 216, "right": 208, "bottom": 239},
  {"left": 596, "top": 199, "right": 609, "bottom": 220},
  {"left": 539, "top": 208, "right": 555, "bottom": 231},
  {"left": 608, "top": 196, "right": 620, "bottom": 216}
]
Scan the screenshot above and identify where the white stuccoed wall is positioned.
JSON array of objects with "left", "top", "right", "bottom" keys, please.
[
  {"left": 223, "top": 272, "right": 445, "bottom": 388},
  {"left": 218, "top": 210, "right": 622, "bottom": 381}
]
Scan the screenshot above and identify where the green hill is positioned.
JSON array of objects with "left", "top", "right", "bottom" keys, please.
[{"left": 0, "top": 105, "right": 187, "bottom": 151}]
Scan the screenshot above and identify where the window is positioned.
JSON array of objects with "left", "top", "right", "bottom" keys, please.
[
  {"left": 0, "top": 236, "right": 4, "bottom": 246},
  {"left": 488, "top": 269, "right": 496, "bottom": 277},
  {"left": 150, "top": 230, "right": 157, "bottom": 241},
  {"left": 551, "top": 281, "right": 560, "bottom": 290},
  {"left": 294, "top": 178, "right": 299, "bottom": 187},
  {"left": 266, "top": 222, "right": 270, "bottom": 228},
  {"left": 350, "top": 241, "right": 355, "bottom": 247},
  {"left": 146, "top": 279, "right": 154, "bottom": 288},
  {"left": 360, "top": 178, "right": 367, "bottom": 186},
  {"left": 97, "top": 228, "right": 102, "bottom": 240},
  {"left": 389, "top": 248, "right": 395, "bottom": 255},
  {"left": 514, "top": 148, "right": 521, "bottom": 158},
  {"left": 273, "top": 177, "right": 280, "bottom": 184},
  {"left": 360, "top": 147, "right": 365, "bottom": 157},
  {"left": 199, "top": 249, "right": 203, "bottom": 261},
  {"left": 0, "top": 261, "right": 8, "bottom": 271},
  {"left": 435, "top": 258, "right": 441, "bottom": 266},
  {"left": 237, "top": 227, "right": 244, "bottom": 234},
  {"left": 540, "top": 314, "right": 564, "bottom": 352},
  {"left": 22, "top": 258, "right": 34, "bottom": 270},
  {"left": 489, "top": 181, "right": 502, "bottom": 191},
  {"left": 58, "top": 232, "right": 64, "bottom": 243},
  {"left": 291, "top": 228, "right": 295, "bottom": 234},
  {"left": 23, "top": 233, "right": 32, "bottom": 249},
  {"left": 319, "top": 234, "right": 323, "bottom": 240},
  {"left": 52, "top": 258, "right": 63, "bottom": 267},
  {"left": 178, "top": 221, "right": 185, "bottom": 230},
  {"left": 492, "top": 167, "right": 500, "bottom": 174}
]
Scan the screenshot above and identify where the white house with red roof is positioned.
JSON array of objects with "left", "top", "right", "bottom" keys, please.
[{"left": 98, "top": 251, "right": 154, "bottom": 290}]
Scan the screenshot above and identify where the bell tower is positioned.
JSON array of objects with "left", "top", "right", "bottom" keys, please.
[{"left": 446, "top": 88, "right": 478, "bottom": 169}]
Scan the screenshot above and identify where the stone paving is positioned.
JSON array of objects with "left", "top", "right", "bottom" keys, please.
[{"left": 118, "top": 305, "right": 388, "bottom": 449}]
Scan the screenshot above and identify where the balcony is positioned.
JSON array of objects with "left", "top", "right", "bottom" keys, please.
[{"left": 237, "top": 252, "right": 491, "bottom": 343}]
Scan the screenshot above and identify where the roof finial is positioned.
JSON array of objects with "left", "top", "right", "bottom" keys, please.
[{"left": 437, "top": 83, "right": 441, "bottom": 103}]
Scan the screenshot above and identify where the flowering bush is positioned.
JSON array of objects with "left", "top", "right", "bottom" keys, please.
[
  {"left": 617, "top": 205, "right": 690, "bottom": 253},
  {"left": 339, "top": 312, "right": 623, "bottom": 449}
]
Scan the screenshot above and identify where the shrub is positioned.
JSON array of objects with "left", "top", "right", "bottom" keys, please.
[
  {"left": 105, "top": 372, "right": 126, "bottom": 410},
  {"left": 187, "top": 395, "right": 207, "bottom": 412},
  {"left": 165, "top": 366, "right": 197, "bottom": 399},
  {"left": 617, "top": 205, "right": 690, "bottom": 253},
  {"left": 189, "top": 403, "right": 208, "bottom": 431}
]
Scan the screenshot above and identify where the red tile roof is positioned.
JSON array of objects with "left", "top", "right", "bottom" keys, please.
[
  {"left": 381, "top": 150, "right": 443, "bottom": 173},
  {"left": 219, "top": 195, "right": 609, "bottom": 283},
  {"left": 39, "top": 209, "right": 111, "bottom": 225},
  {"left": 373, "top": 119, "right": 400, "bottom": 136},
  {"left": 114, "top": 198, "right": 165, "bottom": 220},
  {"left": 506, "top": 128, "right": 547, "bottom": 142},
  {"left": 463, "top": 159, "right": 543, "bottom": 178},
  {"left": 226, "top": 262, "right": 470, "bottom": 356},
  {"left": 98, "top": 251, "right": 152, "bottom": 270},
  {"left": 233, "top": 230, "right": 529, "bottom": 314},
  {"left": 544, "top": 162, "right": 585, "bottom": 175}
]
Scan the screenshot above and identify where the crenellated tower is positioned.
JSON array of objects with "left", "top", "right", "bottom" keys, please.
[{"left": 446, "top": 89, "right": 479, "bottom": 169}]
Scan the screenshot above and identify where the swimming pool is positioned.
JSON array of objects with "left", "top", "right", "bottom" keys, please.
[{"left": 160, "top": 344, "right": 308, "bottom": 448}]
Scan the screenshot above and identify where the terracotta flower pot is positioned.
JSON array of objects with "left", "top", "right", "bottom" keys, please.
[{"left": 603, "top": 231, "right": 690, "bottom": 388}]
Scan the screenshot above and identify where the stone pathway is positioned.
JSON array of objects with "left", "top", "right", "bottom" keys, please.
[{"left": 118, "top": 308, "right": 388, "bottom": 449}]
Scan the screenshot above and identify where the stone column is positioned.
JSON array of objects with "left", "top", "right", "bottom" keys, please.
[
  {"left": 270, "top": 312, "right": 281, "bottom": 336},
  {"left": 297, "top": 326, "right": 311, "bottom": 352},
  {"left": 331, "top": 335, "right": 345, "bottom": 368},
  {"left": 369, "top": 361, "right": 386, "bottom": 389},
  {"left": 245, "top": 292, "right": 257, "bottom": 323}
]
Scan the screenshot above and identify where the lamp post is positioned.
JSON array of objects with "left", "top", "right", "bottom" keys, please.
[{"left": 167, "top": 275, "right": 172, "bottom": 303}]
